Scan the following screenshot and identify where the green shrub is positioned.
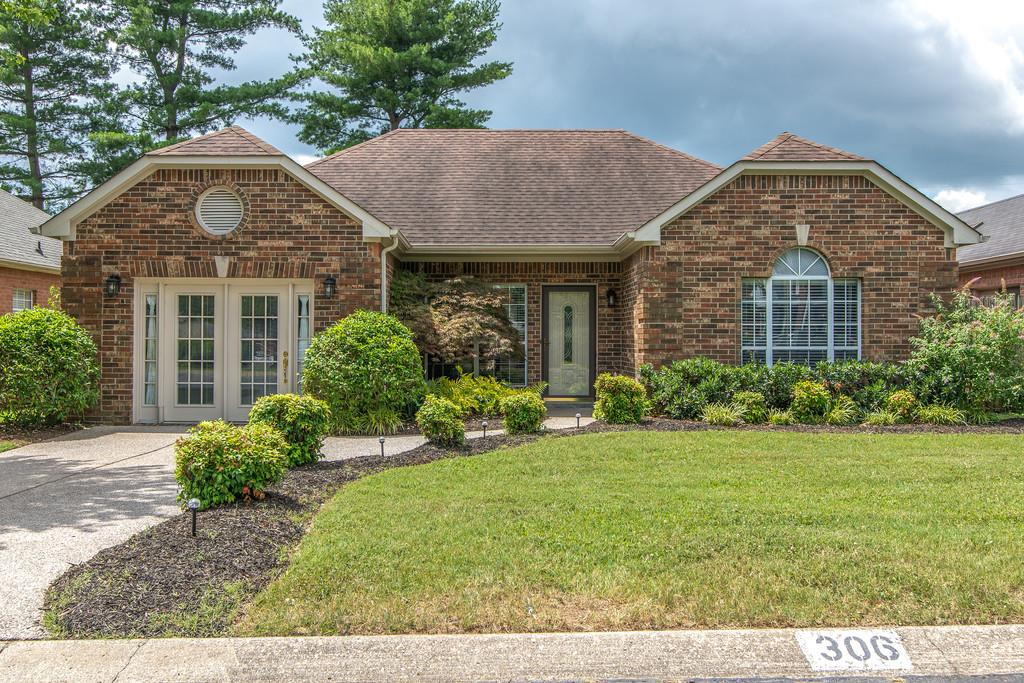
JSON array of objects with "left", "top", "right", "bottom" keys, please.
[
  {"left": 759, "top": 362, "right": 814, "bottom": 409},
  {"left": 415, "top": 395, "right": 465, "bottom": 446},
  {"left": 592, "top": 373, "right": 649, "bottom": 424},
  {"left": 247, "top": 394, "right": 331, "bottom": 467},
  {"left": 907, "top": 288, "right": 1024, "bottom": 413},
  {"left": 885, "top": 390, "right": 918, "bottom": 423},
  {"left": 824, "top": 395, "right": 859, "bottom": 425},
  {"left": 500, "top": 391, "right": 546, "bottom": 434},
  {"left": 816, "top": 360, "right": 906, "bottom": 411},
  {"left": 640, "top": 358, "right": 747, "bottom": 419},
  {"left": 916, "top": 404, "right": 966, "bottom": 425},
  {"left": 701, "top": 402, "right": 744, "bottom": 426},
  {"left": 767, "top": 408, "right": 796, "bottom": 425},
  {"left": 863, "top": 410, "right": 899, "bottom": 426},
  {"left": 0, "top": 306, "right": 99, "bottom": 426},
  {"left": 426, "top": 373, "right": 513, "bottom": 417},
  {"left": 301, "top": 311, "right": 425, "bottom": 434},
  {"left": 174, "top": 420, "right": 288, "bottom": 509},
  {"left": 732, "top": 391, "right": 768, "bottom": 423},
  {"left": 790, "top": 381, "right": 830, "bottom": 423}
]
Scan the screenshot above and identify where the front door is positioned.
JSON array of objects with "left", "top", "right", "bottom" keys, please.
[
  {"left": 153, "top": 281, "right": 311, "bottom": 423},
  {"left": 542, "top": 286, "right": 596, "bottom": 397}
]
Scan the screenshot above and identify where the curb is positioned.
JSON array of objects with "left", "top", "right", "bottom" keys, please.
[{"left": 3, "top": 624, "right": 1024, "bottom": 682}]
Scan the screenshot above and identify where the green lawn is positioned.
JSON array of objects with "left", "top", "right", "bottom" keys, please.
[
  {"left": 236, "top": 431, "right": 1024, "bottom": 636},
  {"left": 0, "top": 440, "right": 18, "bottom": 453}
]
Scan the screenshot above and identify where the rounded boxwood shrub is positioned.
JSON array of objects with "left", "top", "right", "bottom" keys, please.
[
  {"left": 790, "top": 380, "right": 830, "bottom": 423},
  {"left": 415, "top": 395, "right": 465, "bottom": 446},
  {"left": 500, "top": 391, "right": 546, "bottom": 435},
  {"left": 248, "top": 393, "right": 332, "bottom": 467},
  {"left": 0, "top": 306, "right": 99, "bottom": 426},
  {"left": 592, "top": 373, "right": 649, "bottom": 424},
  {"left": 301, "top": 311, "right": 425, "bottom": 434},
  {"left": 732, "top": 390, "right": 768, "bottom": 423},
  {"left": 174, "top": 420, "right": 288, "bottom": 509}
]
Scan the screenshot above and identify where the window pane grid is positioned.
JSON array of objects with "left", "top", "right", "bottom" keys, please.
[
  {"left": 143, "top": 294, "right": 158, "bottom": 406},
  {"left": 12, "top": 289, "right": 33, "bottom": 312},
  {"left": 493, "top": 284, "right": 527, "bottom": 387},
  {"left": 239, "top": 295, "right": 278, "bottom": 406},
  {"left": 296, "top": 294, "right": 310, "bottom": 392},
  {"left": 176, "top": 295, "right": 215, "bottom": 405},
  {"left": 741, "top": 250, "right": 860, "bottom": 367}
]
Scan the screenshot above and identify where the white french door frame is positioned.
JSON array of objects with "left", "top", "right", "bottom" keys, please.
[{"left": 132, "top": 278, "right": 314, "bottom": 424}]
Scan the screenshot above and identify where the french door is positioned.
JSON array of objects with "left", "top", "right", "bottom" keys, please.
[{"left": 149, "top": 281, "right": 312, "bottom": 423}]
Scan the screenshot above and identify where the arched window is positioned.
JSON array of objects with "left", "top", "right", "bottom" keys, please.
[{"left": 741, "top": 247, "right": 860, "bottom": 366}]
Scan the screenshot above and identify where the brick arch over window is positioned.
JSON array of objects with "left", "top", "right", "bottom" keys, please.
[{"left": 741, "top": 247, "right": 861, "bottom": 366}]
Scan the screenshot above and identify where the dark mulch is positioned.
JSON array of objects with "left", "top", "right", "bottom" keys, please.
[
  {"left": 43, "top": 416, "right": 1024, "bottom": 639},
  {"left": 43, "top": 431, "right": 544, "bottom": 639},
  {"left": 0, "top": 423, "right": 82, "bottom": 449},
  {"left": 339, "top": 416, "right": 499, "bottom": 437}
]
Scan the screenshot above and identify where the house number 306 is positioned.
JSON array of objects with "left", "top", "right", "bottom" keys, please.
[{"left": 796, "top": 630, "right": 912, "bottom": 671}]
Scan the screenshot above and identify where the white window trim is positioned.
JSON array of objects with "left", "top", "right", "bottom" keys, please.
[{"left": 12, "top": 288, "right": 34, "bottom": 312}]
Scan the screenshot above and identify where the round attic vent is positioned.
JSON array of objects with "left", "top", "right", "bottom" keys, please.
[{"left": 195, "top": 187, "right": 244, "bottom": 235}]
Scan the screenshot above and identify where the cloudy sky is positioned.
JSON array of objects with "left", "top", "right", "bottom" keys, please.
[{"left": 226, "top": 0, "right": 1024, "bottom": 212}]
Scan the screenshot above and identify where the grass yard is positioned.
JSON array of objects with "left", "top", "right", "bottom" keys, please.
[
  {"left": 236, "top": 431, "right": 1024, "bottom": 636},
  {"left": 0, "top": 440, "right": 17, "bottom": 453}
]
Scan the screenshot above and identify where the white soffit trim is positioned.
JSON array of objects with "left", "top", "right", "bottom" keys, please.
[
  {"left": 636, "top": 160, "right": 985, "bottom": 248},
  {"left": 39, "top": 154, "right": 392, "bottom": 240}
]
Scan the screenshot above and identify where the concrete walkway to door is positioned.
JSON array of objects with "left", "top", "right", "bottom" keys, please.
[{"left": 0, "top": 417, "right": 593, "bottom": 640}]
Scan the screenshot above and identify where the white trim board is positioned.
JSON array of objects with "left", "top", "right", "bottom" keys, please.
[
  {"left": 636, "top": 160, "right": 985, "bottom": 249},
  {"left": 39, "top": 154, "right": 392, "bottom": 241}
]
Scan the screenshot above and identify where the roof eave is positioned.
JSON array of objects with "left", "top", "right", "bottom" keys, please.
[
  {"left": 958, "top": 250, "right": 1024, "bottom": 273},
  {"left": 0, "top": 257, "right": 60, "bottom": 274},
  {"left": 634, "top": 160, "right": 985, "bottom": 249},
  {"left": 40, "top": 155, "right": 392, "bottom": 241}
]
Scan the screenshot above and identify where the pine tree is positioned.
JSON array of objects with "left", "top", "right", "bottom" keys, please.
[
  {"left": 294, "top": 0, "right": 512, "bottom": 153},
  {"left": 0, "top": 0, "right": 115, "bottom": 208},
  {"left": 88, "top": 0, "right": 302, "bottom": 181}
]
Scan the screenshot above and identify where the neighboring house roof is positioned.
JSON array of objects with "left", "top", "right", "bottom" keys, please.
[
  {"left": 148, "top": 126, "right": 284, "bottom": 156},
  {"left": 0, "top": 189, "right": 60, "bottom": 273},
  {"left": 956, "top": 193, "right": 1024, "bottom": 267},
  {"left": 743, "top": 132, "right": 865, "bottom": 161},
  {"left": 305, "top": 129, "right": 723, "bottom": 246}
]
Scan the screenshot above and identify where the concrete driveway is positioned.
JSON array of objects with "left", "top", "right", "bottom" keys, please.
[{"left": 0, "top": 417, "right": 591, "bottom": 640}]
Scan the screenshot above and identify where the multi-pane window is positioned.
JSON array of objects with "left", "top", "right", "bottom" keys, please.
[
  {"left": 493, "top": 284, "right": 527, "bottom": 387},
  {"left": 741, "top": 248, "right": 861, "bottom": 366},
  {"left": 12, "top": 289, "right": 33, "bottom": 312},
  {"left": 296, "top": 294, "right": 311, "bottom": 391},
  {"left": 143, "top": 294, "right": 158, "bottom": 405},
  {"left": 176, "top": 295, "right": 215, "bottom": 405},
  {"left": 239, "top": 295, "right": 279, "bottom": 405}
]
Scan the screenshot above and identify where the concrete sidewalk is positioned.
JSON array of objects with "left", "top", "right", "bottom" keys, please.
[{"left": 2, "top": 624, "right": 1023, "bottom": 682}]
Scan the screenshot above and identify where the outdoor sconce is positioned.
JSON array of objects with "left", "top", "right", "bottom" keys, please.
[
  {"left": 103, "top": 274, "right": 122, "bottom": 297},
  {"left": 606, "top": 288, "right": 617, "bottom": 307},
  {"left": 323, "top": 276, "right": 337, "bottom": 298}
]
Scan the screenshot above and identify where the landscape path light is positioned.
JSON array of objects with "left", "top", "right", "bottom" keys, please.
[
  {"left": 482, "top": 420, "right": 488, "bottom": 438},
  {"left": 187, "top": 498, "right": 200, "bottom": 537},
  {"left": 379, "top": 436, "right": 385, "bottom": 457}
]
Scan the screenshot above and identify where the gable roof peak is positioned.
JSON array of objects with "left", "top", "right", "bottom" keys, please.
[
  {"left": 743, "top": 132, "right": 865, "bottom": 162},
  {"left": 147, "top": 125, "right": 284, "bottom": 157}
]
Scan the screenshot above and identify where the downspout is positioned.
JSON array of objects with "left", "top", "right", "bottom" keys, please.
[{"left": 380, "top": 231, "right": 401, "bottom": 312}]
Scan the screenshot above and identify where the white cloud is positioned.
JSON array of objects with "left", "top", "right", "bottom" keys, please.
[
  {"left": 933, "top": 188, "right": 988, "bottom": 212},
  {"left": 291, "top": 153, "right": 321, "bottom": 166}
]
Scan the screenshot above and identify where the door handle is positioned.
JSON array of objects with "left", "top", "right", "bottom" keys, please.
[{"left": 282, "top": 350, "right": 289, "bottom": 383}]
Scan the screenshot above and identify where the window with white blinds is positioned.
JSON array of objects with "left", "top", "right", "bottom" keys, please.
[
  {"left": 741, "top": 248, "right": 860, "bottom": 366},
  {"left": 12, "top": 288, "right": 34, "bottom": 312},
  {"left": 493, "top": 284, "right": 527, "bottom": 386},
  {"left": 195, "top": 187, "right": 244, "bottom": 235}
]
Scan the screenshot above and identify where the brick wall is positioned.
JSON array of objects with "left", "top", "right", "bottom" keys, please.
[
  {"left": 64, "top": 167, "right": 382, "bottom": 423},
  {"left": 0, "top": 266, "right": 60, "bottom": 315},
  {"left": 960, "top": 260, "right": 1024, "bottom": 294},
  {"left": 403, "top": 261, "right": 624, "bottom": 387},
  {"left": 636, "top": 174, "right": 958, "bottom": 367}
]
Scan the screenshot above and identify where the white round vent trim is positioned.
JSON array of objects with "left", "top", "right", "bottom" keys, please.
[{"left": 195, "top": 187, "right": 244, "bottom": 235}]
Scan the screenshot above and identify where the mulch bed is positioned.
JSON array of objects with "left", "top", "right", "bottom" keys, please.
[
  {"left": 0, "top": 423, "right": 82, "bottom": 449},
  {"left": 43, "top": 417, "right": 1024, "bottom": 639}
]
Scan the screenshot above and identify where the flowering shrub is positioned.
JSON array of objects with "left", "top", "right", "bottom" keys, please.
[
  {"left": 907, "top": 288, "right": 1024, "bottom": 413},
  {"left": 790, "top": 381, "right": 831, "bottom": 423},
  {"left": 885, "top": 390, "right": 918, "bottom": 423}
]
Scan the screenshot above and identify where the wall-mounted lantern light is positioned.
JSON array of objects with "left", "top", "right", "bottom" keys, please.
[
  {"left": 606, "top": 288, "right": 617, "bottom": 307},
  {"left": 324, "top": 276, "right": 337, "bottom": 298},
  {"left": 104, "top": 274, "right": 122, "bottom": 297}
]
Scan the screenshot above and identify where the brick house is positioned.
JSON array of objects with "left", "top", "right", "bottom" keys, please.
[
  {"left": 0, "top": 189, "right": 60, "bottom": 315},
  {"left": 40, "top": 127, "right": 981, "bottom": 424},
  {"left": 956, "top": 194, "right": 1024, "bottom": 305}
]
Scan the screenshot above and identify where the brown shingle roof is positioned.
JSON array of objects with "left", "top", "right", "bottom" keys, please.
[
  {"left": 957, "top": 193, "right": 1024, "bottom": 265},
  {"left": 305, "top": 129, "right": 722, "bottom": 246},
  {"left": 147, "top": 126, "right": 283, "bottom": 156},
  {"left": 743, "top": 132, "right": 865, "bottom": 161}
]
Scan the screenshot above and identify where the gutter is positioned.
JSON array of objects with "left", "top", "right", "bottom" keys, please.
[{"left": 379, "top": 231, "right": 401, "bottom": 312}]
